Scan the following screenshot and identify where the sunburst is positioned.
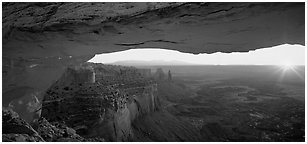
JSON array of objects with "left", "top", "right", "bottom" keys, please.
[
  {"left": 280, "top": 62, "right": 295, "bottom": 71},
  {"left": 275, "top": 62, "right": 304, "bottom": 82}
]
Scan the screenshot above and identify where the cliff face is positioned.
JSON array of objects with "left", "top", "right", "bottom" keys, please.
[
  {"left": 41, "top": 63, "right": 159, "bottom": 141},
  {"left": 3, "top": 63, "right": 201, "bottom": 142},
  {"left": 2, "top": 3, "right": 304, "bottom": 119},
  {"left": 2, "top": 2, "right": 304, "bottom": 141}
]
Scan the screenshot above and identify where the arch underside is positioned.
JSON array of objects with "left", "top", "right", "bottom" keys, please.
[{"left": 2, "top": 2, "right": 305, "bottom": 96}]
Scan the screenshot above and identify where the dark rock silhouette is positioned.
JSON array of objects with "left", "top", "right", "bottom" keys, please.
[
  {"left": 2, "top": 107, "right": 106, "bottom": 142},
  {"left": 2, "top": 108, "right": 44, "bottom": 142},
  {"left": 37, "top": 117, "right": 85, "bottom": 142},
  {"left": 154, "top": 68, "right": 172, "bottom": 81},
  {"left": 168, "top": 70, "right": 172, "bottom": 81}
]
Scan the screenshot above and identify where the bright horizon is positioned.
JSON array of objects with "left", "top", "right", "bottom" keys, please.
[{"left": 89, "top": 44, "right": 305, "bottom": 66}]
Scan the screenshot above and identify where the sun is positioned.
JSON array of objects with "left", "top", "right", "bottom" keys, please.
[
  {"left": 275, "top": 62, "right": 298, "bottom": 82},
  {"left": 281, "top": 63, "right": 295, "bottom": 70},
  {"left": 275, "top": 62, "right": 304, "bottom": 82}
]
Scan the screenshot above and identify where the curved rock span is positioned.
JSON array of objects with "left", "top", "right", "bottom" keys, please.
[
  {"left": 2, "top": 3, "right": 304, "bottom": 114},
  {"left": 2, "top": 2, "right": 305, "bottom": 141},
  {"left": 3, "top": 2, "right": 304, "bottom": 59}
]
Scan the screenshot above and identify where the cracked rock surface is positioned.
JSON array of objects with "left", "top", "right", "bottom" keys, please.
[
  {"left": 2, "top": 108, "right": 45, "bottom": 142},
  {"left": 2, "top": 2, "right": 305, "bottom": 122},
  {"left": 3, "top": 2, "right": 304, "bottom": 59}
]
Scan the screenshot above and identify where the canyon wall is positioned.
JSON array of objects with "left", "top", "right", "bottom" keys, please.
[
  {"left": 2, "top": 3, "right": 304, "bottom": 142},
  {"left": 2, "top": 3, "right": 304, "bottom": 118},
  {"left": 40, "top": 63, "right": 159, "bottom": 141}
]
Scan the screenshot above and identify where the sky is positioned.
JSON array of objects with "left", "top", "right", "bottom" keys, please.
[{"left": 89, "top": 44, "right": 305, "bottom": 65}]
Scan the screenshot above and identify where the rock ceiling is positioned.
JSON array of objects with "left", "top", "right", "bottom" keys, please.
[
  {"left": 3, "top": 2, "right": 304, "bottom": 60},
  {"left": 2, "top": 2, "right": 305, "bottom": 95}
]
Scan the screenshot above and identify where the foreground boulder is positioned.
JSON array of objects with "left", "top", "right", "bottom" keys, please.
[
  {"left": 2, "top": 108, "right": 44, "bottom": 142},
  {"left": 37, "top": 117, "right": 85, "bottom": 142},
  {"left": 2, "top": 107, "right": 105, "bottom": 142},
  {"left": 2, "top": 134, "right": 42, "bottom": 142}
]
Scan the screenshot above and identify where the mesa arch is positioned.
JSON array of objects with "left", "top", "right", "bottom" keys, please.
[{"left": 2, "top": 2, "right": 305, "bottom": 108}]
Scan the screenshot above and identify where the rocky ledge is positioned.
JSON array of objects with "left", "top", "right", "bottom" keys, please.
[
  {"left": 40, "top": 63, "right": 159, "bottom": 141},
  {"left": 3, "top": 107, "right": 86, "bottom": 142},
  {"left": 2, "top": 3, "right": 304, "bottom": 120},
  {"left": 2, "top": 107, "right": 107, "bottom": 142},
  {"left": 2, "top": 108, "right": 44, "bottom": 142}
]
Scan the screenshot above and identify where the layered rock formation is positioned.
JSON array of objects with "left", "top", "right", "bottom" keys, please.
[
  {"left": 2, "top": 3, "right": 304, "bottom": 121},
  {"left": 40, "top": 63, "right": 159, "bottom": 141},
  {"left": 3, "top": 2, "right": 304, "bottom": 58},
  {"left": 2, "top": 2, "right": 305, "bottom": 141}
]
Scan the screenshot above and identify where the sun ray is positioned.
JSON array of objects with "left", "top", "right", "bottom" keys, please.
[{"left": 275, "top": 63, "right": 304, "bottom": 82}]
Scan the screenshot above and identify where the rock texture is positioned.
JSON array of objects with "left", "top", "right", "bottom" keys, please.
[
  {"left": 132, "top": 111, "right": 201, "bottom": 142},
  {"left": 3, "top": 2, "right": 304, "bottom": 58},
  {"left": 2, "top": 2, "right": 305, "bottom": 124},
  {"left": 2, "top": 108, "right": 44, "bottom": 142},
  {"left": 36, "top": 117, "right": 85, "bottom": 142},
  {"left": 41, "top": 63, "right": 160, "bottom": 141},
  {"left": 2, "top": 107, "right": 106, "bottom": 142}
]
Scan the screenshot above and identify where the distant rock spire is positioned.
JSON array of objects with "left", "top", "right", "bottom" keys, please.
[
  {"left": 168, "top": 70, "right": 172, "bottom": 81},
  {"left": 155, "top": 68, "right": 165, "bottom": 81}
]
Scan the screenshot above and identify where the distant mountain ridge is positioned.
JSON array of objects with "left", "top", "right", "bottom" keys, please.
[{"left": 109, "top": 60, "right": 197, "bottom": 66}]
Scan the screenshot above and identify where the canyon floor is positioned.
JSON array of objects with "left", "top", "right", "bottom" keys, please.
[
  {"left": 145, "top": 65, "right": 305, "bottom": 142},
  {"left": 3, "top": 65, "right": 305, "bottom": 142}
]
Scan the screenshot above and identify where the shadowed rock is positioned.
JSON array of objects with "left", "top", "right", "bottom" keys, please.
[
  {"left": 2, "top": 3, "right": 304, "bottom": 119},
  {"left": 2, "top": 107, "right": 44, "bottom": 142},
  {"left": 2, "top": 2, "right": 305, "bottom": 142},
  {"left": 37, "top": 117, "right": 85, "bottom": 142}
]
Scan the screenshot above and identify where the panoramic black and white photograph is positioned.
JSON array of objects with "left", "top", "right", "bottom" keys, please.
[{"left": 2, "top": 1, "right": 305, "bottom": 142}]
